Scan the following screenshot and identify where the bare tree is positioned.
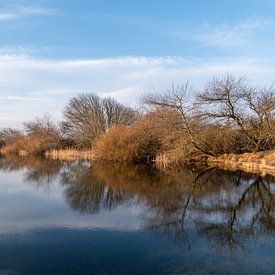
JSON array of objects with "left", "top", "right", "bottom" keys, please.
[
  {"left": 102, "top": 97, "right": 136, "bottom": 128},
  {"left": 23, "top": 114, "right": 61, "bottom": 150},
  {"left": 197, "top": 75, "right": 275, "bottom": 151},
  {"left": 62, "top": 93, "right": 137, "bottom": 147},
  {"left": 61, "top": 94, "right": 105, "bottom": 147},
  {"left": 24, "top": 114, "right": 60, "bottom": 139},
  {"left": 141, "top": 84, "right": 216, "bottom": 156},
  {"left": 0, "top": 128, "right": 22, "bottom": 147}
]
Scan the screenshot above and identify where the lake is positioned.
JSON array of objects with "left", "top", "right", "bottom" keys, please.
[{"left": 0, "top": 155, "right": 274, "bottom": 274}]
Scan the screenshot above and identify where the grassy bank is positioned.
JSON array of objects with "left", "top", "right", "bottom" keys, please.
[
  {"left": 45, "top": 149, "right": 275, "bottom": 175},
  {"left": 0, "top": 149, "right": 275, "bottom": 176},
  {"left": 207, "top": 150, "right": 275, "bottom": 176},
  {"left": 43, "top": 148, "right": 275, "bottom": 176}
]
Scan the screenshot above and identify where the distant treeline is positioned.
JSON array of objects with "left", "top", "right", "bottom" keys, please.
[{"left": 1, "top": 75, "right": 274, "bottom": 165}]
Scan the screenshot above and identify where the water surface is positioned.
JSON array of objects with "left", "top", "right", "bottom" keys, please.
[{"left": 0, "top": 155, "right": 274, "bottom": 274}]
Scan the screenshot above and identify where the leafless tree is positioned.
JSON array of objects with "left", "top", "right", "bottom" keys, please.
[
  {"left": 24, "top": 114, "right": 60, "bottom": 139},
  {"left": 140, "top": 84, "right": 216, "bottom": 156},
  {"left": 23, "top": 114, "right": 61, "bottom": 150},
  {"left": 61, "top": 93, "right": 137, "bottom": 147},
  {"left": 0, "top": 128, "right": 22, "bottom": 147},
  {"left": 197, "top": 75, "right": 275, "bottom": 151},
  {"left": 102, "top": 97, "right": 136, "bottom": 128}
]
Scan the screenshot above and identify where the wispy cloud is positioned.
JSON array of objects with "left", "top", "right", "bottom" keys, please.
[
  {"left": 0, "top": 5, "right": 54, "bottom": 22},
  {"left": 194, "top": 18, "right": 273, "bottom": 47},
  {"left": 4, "top": 96, "right": 53, "bottom": 102},
  {"left": 0, "top": 12, "right": 17, "bottom": 21},
  {"left": 0, "top": 54, "right": 274, "bottom": 128},
  {"left": 0, "top": 46, "right": 36, "bottom": 56},
  {"left": 15, "top": 5, "right": 54, "bottom": 16}
]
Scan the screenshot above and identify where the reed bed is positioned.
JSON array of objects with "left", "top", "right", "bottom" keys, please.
[{"left": 45, "top": 149, "right": 96, "bottom": 161}]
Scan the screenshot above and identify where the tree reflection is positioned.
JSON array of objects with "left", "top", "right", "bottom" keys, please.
[
  {"left": 146, "top": 170, "right": 275, "bottom": 251},
  {"left": 60, "top": 162, "right": 129, "bottom": 214},
  {"left": 0, "top": 154, "right": 62, "bottom": 190},
  {"left": 0, "top": 155, "right": 274, "bottom": 251},
  {"left": 90, "top": 164, "right": 275, "bottom": 251},
  {"left": 190, "top": 172, "right": 275, "bottom": 251}
]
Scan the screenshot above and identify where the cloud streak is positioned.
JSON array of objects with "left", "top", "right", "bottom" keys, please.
[
  {"left": 3, "top": 96, "right": 53, "bottom": 102},
  {"left": 194, "top": 18, "right": 273, "bottom": 48},
  {"left": 0, "top": 5, "right": 54, "bottom": 22},
  {"left": 0, "top": 12, "right": 17, "bottom": 21},
  {"left": 0, "top": 54, "right": 274, "bottom": 128}
]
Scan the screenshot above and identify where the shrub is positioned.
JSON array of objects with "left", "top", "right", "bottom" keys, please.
[{"left": 94, "top": 114, "right": 162, "bottom": 162}]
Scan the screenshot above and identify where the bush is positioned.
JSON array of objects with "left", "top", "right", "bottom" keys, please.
[{"left": 94, "top": 114, "right": 162, "bottom": 162}]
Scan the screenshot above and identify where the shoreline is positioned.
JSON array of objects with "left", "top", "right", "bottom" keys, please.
[
  {"left": 45, "top": 149, "right": 275, "bottom": 176},
  {"left": 1, "top": 148, "right": 275, "bottom": 177},
  {"left": 207, "top": 150, "right": 275, "bottom": 177}
]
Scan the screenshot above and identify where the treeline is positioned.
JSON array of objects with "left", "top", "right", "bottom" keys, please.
[{"left": 1, "top": 75, "right": 274, "bottom": 165}]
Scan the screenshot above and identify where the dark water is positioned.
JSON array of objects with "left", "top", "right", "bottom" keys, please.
[{"left": 0, "top": 155, "right": 274, "bottom": 274}]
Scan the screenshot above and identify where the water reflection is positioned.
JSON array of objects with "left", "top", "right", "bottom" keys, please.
[
  {"left": 0, "top": 154, "right": 62, "bottom": 190},
  {"left": 61, "top": 162, "right": 129, "bottom": 214},
  {"left": 0, "top": 155, "right": 274, "bottom": 252}
]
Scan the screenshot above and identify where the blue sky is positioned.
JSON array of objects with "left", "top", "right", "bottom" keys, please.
[{"left": 1, "top": 0, "right": 275, "bottom": 127}]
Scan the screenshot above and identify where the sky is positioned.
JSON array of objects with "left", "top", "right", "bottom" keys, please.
[{"left": 1, "top": 0, "right": 275, "bottom": 128}]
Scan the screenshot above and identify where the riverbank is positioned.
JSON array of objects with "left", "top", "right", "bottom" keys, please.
[
  {"left": 45, "top": 148, "right": 275, "bottom": 176},
  {"left": 207, "top": 150, "right": 275, "bottom": 176},
  {"left": 2, "top": 148, "right": 275, "bottom": 176}
]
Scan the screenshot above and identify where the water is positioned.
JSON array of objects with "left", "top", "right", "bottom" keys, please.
[{"left": 0, "top": 155, "right": 274, "bottom": 274}]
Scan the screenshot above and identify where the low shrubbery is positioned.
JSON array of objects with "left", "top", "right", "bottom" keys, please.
[
  {"left": 94, "top": 114, "right": 162, "bottom": 162},
  {"left": 0, "top": 115, "right": 64, "bottom": 155}
]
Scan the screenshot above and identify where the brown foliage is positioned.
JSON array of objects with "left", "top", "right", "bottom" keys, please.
[
  {"left": 94, "top": 113, "right": 163, "bottom": 162},
  {"left": 1, "top": 115, "right": 63, "bottom": 155},
  {"left": 0, "top": 128, "right": 22, "bottom": 146}
]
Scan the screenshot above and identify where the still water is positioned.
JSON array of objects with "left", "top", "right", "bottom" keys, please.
[{"left": 0, "top": 155, "right": 274, "bottom": 274}]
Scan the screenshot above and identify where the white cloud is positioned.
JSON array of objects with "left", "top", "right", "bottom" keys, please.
[
  {"left": 0, "top": 54, "right": 274, "bottom": 128},
  {"left": 0, "top": 46, "right": 33, "bottom": 55},
  {"left": 4, "top": 96, "right": 53, "bottom": 102},
  {"left": 194, "top": 18, "right": 273, "bottom": 47},
  {"left": 0, "top": 5, "right": 54, "bottom": 22},
  {"left": 16, "top": 5, "right": 54, "bottom": 16},
  {"left": 0, "top": 12, "right": 17, "bottom": 21}
]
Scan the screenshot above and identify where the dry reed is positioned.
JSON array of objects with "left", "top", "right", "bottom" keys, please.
[
  {"left": 45, "top": 149, "right": 96, "bottom": 161},
  {"left": 207, "top": 150, "right": 275, "bottom": 176}
]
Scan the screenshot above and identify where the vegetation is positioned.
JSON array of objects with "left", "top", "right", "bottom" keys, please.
[
  {"left": 0, "top": 115, "right": 63, "bottom": 155},
  {"left": 61, "top": 93, "right": 137, "bottom": 148},
  {"left": 208, "top": 150, "right": 275, "bottom": 175},
  {"left": 1, "top": 75, "right": 274, "bottom": 168}
]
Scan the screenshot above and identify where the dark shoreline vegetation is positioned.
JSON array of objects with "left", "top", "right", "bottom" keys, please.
[{"left": 1, "top": 75, "right": 274, "bottom": 174}]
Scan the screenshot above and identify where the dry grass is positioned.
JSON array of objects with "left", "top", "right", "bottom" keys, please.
[
  {"left": 207, "top": 150, "right": 275, "bottom": 176},
  {"left": 0, "top": 135, "right": 62, "bottom": 156},
  {"left": 45, "top": 149, "right": 95, "bottom": 161}
]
